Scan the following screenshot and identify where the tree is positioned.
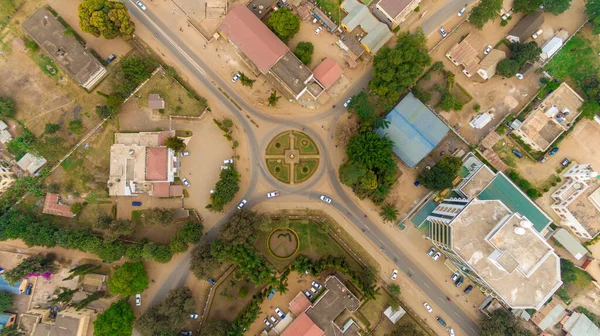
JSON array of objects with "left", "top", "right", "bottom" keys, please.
[
  {"left": 164, "top": 136, "right": 185, "bottom": 152},
  {"left": 468, "top": 0, "right": 503, "bottom": 29},
  {"left": 510, "top": 42, "right": 542, "bottom": 65},
  {"left": 219, "top": 209, "right": 266, "bottom": 245},
  {"left": 294, "top": 42, "right": 314, "bottom": 65},
  {"left": 107, "top": 261, "right": 149, "bottom": 296},
  {"left": 346, "top": 131, "right": 395, "bottom": 172},
  {"left": 68, "top": 120, "right": 84, "bottom": 134},
  {"left": 95, "top": 105, "right": 118, "bottom": 119},
  {"left": 418, "top": 155, "right": 462, "bottom": 191},
  {"left": 24, "top": 39, "right": 39, "bottom": 51},
  {"left": 267, "top": 7, "right": 300, "bottom": 43},
  {"left": 209, "top": 168, "right": 240, "bottom": 212},
  {"left": 44, "top": 123, "right": 60, "bottom": 134},
  {"left": 145, "top": 208, "right": 175, "bottom": 226},
  {"left": 268, "top": 91, "right": 281, "bottom": 107},
  {"left": 391, "top": 322, "right": 425, "bottom": 336},
  {"left": 78, "top": 0, "right": 135, "bottom": 40},
  {"left": 190, "top": 242, "right": 222, "bottom": 279},
  {"left": 94, "top": 299, "right": 135, "bottom": 336},
  {"left": 379, "top": 203, "right": 399, "bottom": 223},
  {"left": 169, "top": 235, "right": 189, "bottom": 254},
  {"left": 544, "top": 0, "right": 572, "bottom": 14},
  {"left": 370, "top": 30, "right": 431, "bottom": 103},
  {"left": 437, "top": 90, "right": 458, "bottom": 111},
  {"left": 70, "top": 203, "right": 83, "bottom": 215},
  {"left": 587, "top": 0, "right": 600, "bottom": 34},
  {"left": 178, "top": 220, "right": 204, "bottom": 244},
  {"left": 0, "top": 97, "right": 16, "bottom": 119},
  {"left": 0, "top": 325, "right": 20, "bottom": 336},
  {"left": 135, "top": 287, "right": 196, "bottom": 336},
  {"left": 580, "top": 100, "right": 600, "bottom": 119},
  {"left": 347, "top": 91, "right": 376, "bottom": 124},
  {"left": 4, "top": 254, "right": 57, "bottom": 285},
  {"left": 389, "top": 284, "right": 401, "bottom": 296},
  {"left": 201, "top": 319, "right": 231, "bottom": 336},
  {"left": 94, "top": 215, "right": 134, "bottom": 239},
  {"left": 339, "top": 161, "right": 368, "bottom": 187},
  {"left": 0, "top": 292, "right": 12, "bottom": 312},
  {"left": 497, "top": 59, "right": 521, "bottom": 77},
  {"left": 513, "top": 0, "right": 543, "bottom": 13},
  {"left": 151, "top": 245, "right": 172, "bottom": 263},
  {"left": 479, "top": 309, "right": 534, "bottom": 336}
]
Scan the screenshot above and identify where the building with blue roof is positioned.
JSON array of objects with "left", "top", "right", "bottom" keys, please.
[
  {"left": 0, "top": 276, "right": 22, "bottom": 295},
  {"left": 0, "top": 313, "right": 16, "bottom": 331},
  {"left": 378, "top": 92, "right": 449, "bottom": 168}
]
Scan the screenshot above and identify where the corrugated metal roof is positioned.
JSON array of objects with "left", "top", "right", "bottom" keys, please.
[
  {"left": 379, "top": 92, "right": 449, "bottom": 168},
  {"left": 553, "top": 228, "right": 588, "bottom": 260}
]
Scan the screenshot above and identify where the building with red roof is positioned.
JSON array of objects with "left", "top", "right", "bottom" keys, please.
[
  {"left": 281, "top": 313, "right": 324, "bottom": 336},
  {"left": 146, "top": 147, "right": 168, "bottom": 181},
  {"left": 312, "top": 58, "right": 343, "bottom": 89},
  {"left": 288, "top": 292, "right": 312, "bottom": 316},
  {"left": 42, "top": 193, "right": 75, "bottom": 218}
]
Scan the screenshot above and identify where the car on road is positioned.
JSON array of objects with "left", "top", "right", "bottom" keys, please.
[
  {"left": 267, "top": 191, "right": 280, "bottom": 198},
  {"left": 263, "top": 318, "right": 273, "bottom": 329},
  {"left": 561, "top": 158, "right": 570, "bottom": 166},
  {"left": 181, "top": 151, "right": 190, "bottom": 156},
  {"left": 549, "top": 147, "right": 559, "bottom": 156},
  {"left": 484, "top": 45, "right": 493, "bottom": 55},
  {"left": 450, "top": 272, "right": 459, "bottom": 282},
  {"left": 237, "top": 199, "right": 247, "bottom": 209},
  {"left": 436, "top": 316, "right": 447, "bottom": 327},
  {"left": 320, "top": 195, "right": 332, "bottom": 204},
  {"left": 312, "top": 281, "right": 322, "bottom": 289},
  {"left": 135, "top": 293, "right": 141, "bottom": 306},
  {"left": 344, "top": 97, "right": 353, "bottom": 108},
  {"left": 304, "top": 290, "right": 313, "bottom": 299},
  {"left": 449, "top": 327, "right": 455, "bottom": 336},
  {"left": 232, "top": 73, "right": 241, "bottom": 82},
  {"left": 464, "top": 284, "right": 473, "bottom": 294},
  {"left": 136, "top": 1, "right": 147, "bottom": 10},
  {"left": 427, "top": 247, "right": 436, "bottom": 257},
  {"left": 190, "top": 314, "right": 198, "bottom": 319},
  {"left": 391, "top": 269, "right": 398, "bottom": 280},
  {"left": 269, "top": 316, "right": 278, "bottom": 325},
  {"left": 432, "top": 252, "right": 441, "bottom": 261},
  {"left": 220, "top": 165, "right": 230, "bottom": 170},
  {"left": 224, "top": 158, "right": 234, "bottom": 164},
  {"left": 454, "top": 276, "right": 464, "bottom": 287},
  {"left": 423, "top": 302, "right": 433, "bottom": 313},
  {"left": 458, "top": 7, "right": 466, "bottom": 16},
  {"left": 315, "top": 26, "right": 323, "bottom": 35},
  {"left": 132, "top": 201, "right": 142, "bottom": 207},
  {"left": 275, "top": 307, "right": 286, "bottom": 319},
  {"left": 182, "top": 178, "right": 190, "bottom": 187},
  {"left": 512, "top": 149, "right": 523, "bottom": 158},
  {"left": 439, "top": 27, "right": 447, "bottom": 37}
]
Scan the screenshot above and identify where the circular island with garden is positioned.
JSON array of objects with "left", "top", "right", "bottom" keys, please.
[{"left": 265, "top": 130, "right": 320, "bottom": 185}]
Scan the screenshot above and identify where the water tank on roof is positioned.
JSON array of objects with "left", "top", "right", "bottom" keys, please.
[
  {"left": 514, "top": 227, "right": 526, "bottom": 235},
  {"left": 520, "top": 220, "right": 533, "bottom": 228}
]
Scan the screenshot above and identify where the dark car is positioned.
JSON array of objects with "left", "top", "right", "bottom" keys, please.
[
  {"left": 549, "top": 147, "right": 559, "bottom": 156},
  {"left": 454, "top": 276, "right": 464, "bottom": 287},
  {"left": 132, "top": 201, "right": 142, "bottom": 206},
  {"left": 512, "top": 149, "right": 523, "bottom": 158},
  {"left": 464, "top": 285, "right": 473, "bottom": 294},
  {"left": 25, "top": 283, "right": 33, "bottom": 295},
  {"left": 106, "top": 54, "right": 116, "bottom": 64},
  {"left": 436, "top": 316, "right": 447, "bottom": 327},
  {"left": 207, "top": 279, "right": 216, "bottom": 285}
]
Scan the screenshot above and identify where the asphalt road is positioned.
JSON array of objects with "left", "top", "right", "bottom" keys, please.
[
  {"left": 419, "top": 0, "right": 478, "bottom": 35},
  {"left": 125, "top": 2, "right": 481, "bottom": 335}
]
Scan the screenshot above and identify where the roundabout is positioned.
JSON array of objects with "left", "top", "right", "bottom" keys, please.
[
  {"left": 267, "top": 228, "right": 299, "bottom": 259},
  {"left": 265, "top": 131, "right": 320, "bottom": 185}
]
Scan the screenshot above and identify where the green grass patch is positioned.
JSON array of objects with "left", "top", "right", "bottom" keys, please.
[
  {"left": 35, "top": 53, "right": 59, "bottom": 77},
  {"left": 559, "top": 259, "right": 594, "bottom": 306},
  {"left": 295, "top": 159, "right": 319, "bottom": 183},
  {"left": 492, "top": 141, "right": 518, "bottom": 168},
  {"left": 266, "top": 159, "right": 291, "bottom": 183},
  {"left": 266, "top": 132, "right": 291, "bottom": 155},
  {"left": 545, "top": 32, "right": 600, "bottom": 92},
  {"left": 315, "top": 0, "right": 342, "bottom": 24},
  {"left": 294, "top": 132, "right": 319, "bottom": 155},
  {"left": 132, "top": 210, "right": 144, "bottom": 226}
]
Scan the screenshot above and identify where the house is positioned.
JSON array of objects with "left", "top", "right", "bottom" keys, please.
[
  {"left": 469, "top": 112, "right": 493, "bottom": 129},
  {"left": 0, "top": 313, "right": 16, "bottom": 331},
  {"left": 82, "top": 273, "right": 106, "bottom": 292},
  {"left": 506, "top": 11, "right": 544, "bottom": 43},
  {"left": 312, "top": 58, "right": 343, "bottom": 89},
  {"left": 552, "top": 228, "right": 589, "bottom": 260},
  {"left": 0, "top": 120, "right": 12, "bottom": 144},
  {"left": 540, "top": 29, "right": 568, "bottom": 61},
  {"left": 23, "top": 9, "right": 107, "bottom": 90},
  {"left": 513, "top": 82, "right": 584, "bottom": 152},
  {"left": 337, "top": 31, "right": 366, "bottom": 67},
  {"left": 384, "top": 306, "right": 406, "bottom": 324},
  {"left": 17, "top": 153, "right": 47, "bottom": 175},
  {"left": 445, "top": 32, "right": 487, "bottom": 77},
  {"left": 532, "top": 299, "right": 567, "bottom": 331},
  {"left": 378, "top": 92, "right": 449, "bottom": 168},
  {"left": 108, "top": 131, "right": 182, "bottom": 197},
  {"left": 0, "top": 160, "right": 15, "bottom": 195},
  {"left": 374, "top": 0, "right": 420, "bottom": 28},
  {"left": 25, "top": 307, "right": 94, "bottom": 336},
  {"left": 562, "top": 311, "right": 600, "bottom": 335},
  {"left": 281, "top": 313, "right": 324, "bottom": 336},
  {"left": 340, "top": 0, "right": 393, "bottom": 54},
  {"left": 148, "top": 94, "right": 165, "bottom": 110},
  {"left": 42, "top": 193, "right": 75, "bottom": 218},
  {"left": 312, "top": 7, "right": 338, "bottom": 33},
  {"left": 477, "top": 49, "right": 506, "bottom": 80},
  {"left": 551, "top": 164, "right": 600, "bottom": 241}
]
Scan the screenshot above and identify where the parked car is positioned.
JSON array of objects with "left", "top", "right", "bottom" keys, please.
[
  {"left": 190, "top": 314, "right": 199, "bottom": 319},
  {"left": 391, "top": 269, "right": 398, "bottom": 280},
  {"left": 512, "top": 149, "right": 523, "bottom": 158},
  {"left": 439, "top": 27, "right": 447, "bottom": 37},
  {"left": 532, "top": 29, "right": 543, "bottom": 39},
  {"left": 237, "top": 199, "right": 247, "bottom": 209},
  {"left": 464, "top": 285, "right": 473, "bottom": 294},
  {"left": 432, "top": 252, "right": 441, "bottom": 261},
  {"left": 0, "top": 267, "right": 4, "bottom": 274},
  {"left": 181, "top": 332, "right": 192, "bottom": 336},
  {"left": 267, "top": 191, "right": 280, "bottom": 198},
  {"left": 310, "top": 287, "right": 317, "bottom": 294},
  {"left": 182, "top": 177, "right": 190, "bottom": 187},
  {"left": 549, "top": 147, "right": 559, "bottom": 156},
  {"left": 275, "top": 307, "right": 286, "bottom": 319},
  {"left": 181, "top": 151, "right": 190, "bottom": 156},
  {"left": 450, "top": 272, "right": 459, "bottom": 282},
  {"left": 224, "top": 158, "right": 234, "bottom": 164},
  {"left": 540, "top": 156, "right": 548, "bottom": 163},
  {"left": 232, "top": 73, "right": 241, "bottom": 82},
  {"left": 263, "top": 318, "right": 273, "bottom": 329},
  {"left": 427, "top": 247, "right": 436, "bottom": 257},
  {"left": 320, "top": 195, "right": 332, "bottom": 204},
  {"left": 315, "top": 26, "right": 323, "bottom": 35},
  {"left": 458, "top": 7, "right": 466, "bottom": 16},
  {"left": 106, "top": 54, "right": 116, "bottom": 64},
  {"left": 423, "top": 302, "right": 433, "bottom": 313},
  {"left": 136, "top": 1, "right": 147, "bottom": 10},
  {"left": 455, "top": 276, "right": 464, "bottom": 287},
  {"left": 561, "top": 158, "right": 571, "bottom": 166},
  {"left": 132, "top": 201, "right": 142, "bottom": 206},
  {"left": 312, "top": 281, "right": 322, "bottom": 289},
  {"left": 436, "top": 316, "right": 447, "bottom": 327},
  {"left": 449, "top": 327, "right": 455, "bottom": 336},
  {"left": 207, "top": 279, "right": 216, "bottom": 285},
  {"left": 484, "top": 45, "right": 493, "bottom": 55},
  {"left": 220, "top": 165, "right": 230, "bottom": 170},
  {"left": 269, "top": 316, "right": 278, "bottom": 325},
  {"left": 25, "top": 284, "right": 33, "bottom": 295},
  {"left": 304, "top": 290, "right": 313, "bottom": 299},
  {"left": 344, "top": 97, "right": 353, "bottom": 108},
  {"left": 135, "top": 293, "right": 141, "bottom": 306}
]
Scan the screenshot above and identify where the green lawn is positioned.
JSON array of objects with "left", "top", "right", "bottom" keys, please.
[
  {"left": 266, "top": 132, "right": 291, "bottom": 155},
  {"left": 266, "top": 159, "right": 291, "bottom": 183},
  {"left": 295, "top": 159, "right": 319, "bottom": 183},
  {"left": 294, "top": 132, "right": 319, "bottom": 155},
  {"left": 315, "top": 0, "right": 342, "bottom": 24}
]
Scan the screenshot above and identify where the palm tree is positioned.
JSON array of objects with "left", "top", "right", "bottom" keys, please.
[{"left": 379, "top": 203, "right": 399, "bottom": 223}]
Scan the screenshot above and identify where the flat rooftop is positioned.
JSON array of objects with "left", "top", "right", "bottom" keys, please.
[
  {"left": 270, "top": 51, "right": 313, "bottom": 96},
  {"left": 451, "top": 200, "right": 562, "bottom": 309},
  {"left": 114, "top": 131, "right": 173, "bottom": 147},
  {"left": 568, "top": 184, "right": 600, "bottom": 238},
  {"left": 460, "top": 165, "right": 496, "bottom": 197},
  {"left": 305, "top": 276, "right": 360, "bottom": 335}
]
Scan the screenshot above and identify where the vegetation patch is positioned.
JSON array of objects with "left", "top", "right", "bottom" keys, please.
[
  {"left": 266, "top": 159, "right": 291, "bottom": 183},
  {"left": 295, "top": 159, "right": 319, "bottom": 182},
  {"left": 557, "top": 259, "right": 594, "bottom": 305},
  {"left": 315, "top": 0, "right": 342, "bottom": 24},
  {"left": 266, "top": 132, "right": 291, "bottom": 155},
  {"left": 294, "top": 132, "right": 319, "bottom": 155},
  {"left": 267, "top": 228, "right": 299, "bottom": 259}
]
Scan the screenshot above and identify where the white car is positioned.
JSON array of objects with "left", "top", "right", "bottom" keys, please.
[
  {"left": 320, "top": 195, "right": 332, "bottom": 204},
  {"left": 315, "top": 26, "right": 323, "bottom": 35},
  {"left": 182, "top": 178, "right": 190, "bottom": 187},
  {"left": 423, "top": 302, "right": 433, "bottom": 313},
  {"left": 136, "top": 1, "right": 147, "bottom": 10},
  {"left": 451, "top": 272, "right": 460, "bottom": 282},
  {"left": 439, "top": 27, "right": 447, "bottom": 38},
  {"left": 484, "top": 45, "right": 492, "bottom": 55},
  {"left": 458, "top": 7, "right": 466, "bottom": 16},
  {"left": 190, "top": 314, "right": 198, "bottom": 319},
  {"left": 432, "top": 252, "right": 441, "bottom": 261},
  {"left": 311, "top": 281, "right": 322, "bottom": 289},
  {"left": 210, "top": 189, "right": 215, "bottom": 194},
  {"left": 427, "top": 247, "right": 436, "bottom": 257},
  {"left": 532, "top": 29, "right": 543, "bottom": 39},
  {"left": 237, "top": 199, "right": 247, "bottom": 209},
  {"left": 135, "top": 293, "right": 141, "bottom": 306},
  {"left": 263, "top": 318, "right": 273, "bottom": 329},
  {"left": 223, "top": 158, "right": 234, "bottom": 164},
  {"left": 275, "top": 307, "right": 286, "bottom": 319},
  {"left": 310, "top": 287, "right": 317, "bottom": 294},
  {"left": 391, "top": 269, "right": 398, "bottom": 280},
  {"left": 220, "top": 165, "right": 230, "bottom": 170},
  {"left": 232, "top": 73, "right": 241, "bottom": 82},
  {"left": 269, "top": 316, "right": 278, "bottom": 325},
  {"left": 449, "top": 327, "right": 455, "bottom": 336},
  {"left": 181, "top": 151, "right": 190, "bottom": 156},
  {"left": 304, "top": 290, "right": 313, "bottom": 299},
  {"left": 267, "top": 191, "right": 280, "bottom": 198},
  {"left": 343, "top": 97, "right": 353, "bottom": 108}
]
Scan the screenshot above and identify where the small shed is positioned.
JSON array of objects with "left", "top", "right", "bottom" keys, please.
[
  {"left": 148, "top": 94, "right": 165, "bottom": 110},
  {"left": 553, "top": 228, "right": 588, "bottom": 260},
  {"left": 469, "top": 113, "right": 493, "bottom": 129},
  {"left": 384, "top": 306, "right": 406, "bottom": 324},
  {"left": 541, "top": 37, "right": 563, "bottom": 61}
]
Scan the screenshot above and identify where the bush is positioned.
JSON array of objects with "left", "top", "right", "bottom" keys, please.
[
  {"left": 44, "top": 123, "right": 60, "bottom": 134},
  {"left": 294, "top": 42, "right": 314, "bottom": 65},
  {"left": 209, "top": 168, "right": 240, "bottom": 212},
  {"left": 68, "top": 120, "right": 84, "bottom": 134},
  {"left": 0, "top": 97, "right": 17, "bottom": 119},
  {"left": 24, "top": 39, "right": 39, "bottom": 51}
]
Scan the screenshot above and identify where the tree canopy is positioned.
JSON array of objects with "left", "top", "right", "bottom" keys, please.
[
  {"left": 294, "top": 42, "right": 314, "bottom": 65},
  {"left": 164, "top": 136, "right": 185, "bottom": 152},
  {"left": 78, "top": 0, "right": 134, "bottom": 40},
  {"left": 0, "top": 292, "right": 13, "bottom": 312},
  {"left": 497, "top": 59, "right": 521, "bottom": 77},
  {"left": 468, "top": 0, "right": 503, "bottom": 29},
  {"left": 587, "top": 0, "right": 600, "bottom": 35},
  {"left": 209, "top": 168, "right": 240, "bottom": 212},
  {"left": 135, "top": 287, "right": 196, "bottom": 336},
  {"left": 479, "top": 309, "right": 534, "bottom": 336},
  {"left": 211, "top": 242, "right": 277, "bottom": 285},
  {"left": 0, "top": 97, "right": 16, "bottom": 119},
  {"left": 4, "top": 254, "right": 57, "bottom": 285},
  {"left": 370, "top": 30, "right": 431, "bottom": 103},
  {"left": 107, "top": 261, "right": 149, "bottom": 296},
  {"left": 417, "top": 155, "right": 462, "bottom": 191},
  {"left": 391, "top": 322, "right": 426, "bottom": 336},
  {"left": 515, "top": 0, "right": 571, "bottom": 14},
  {"left": 219, "top": 209, "right": 266, "bottom": 245},
  {"left": 379, "top": 203, "right": 399, "bottom": 223},
  {"left": 267, "top": 7, "right": 300, "bottom": 43},
  {"left": 93, "top": 299, "right": 135, "bottom": 336},
  {"left": 190, "top": 241, "right": 222, "bottom": 279},
  {"left": 200, "top": 319, "right": 231, "bottom": 336},
  {"left": 513, "top": 0, "right": 544, "bottom": 12},
  {"left": 497, "top": 42, "right": 541, "bottom": 77}
]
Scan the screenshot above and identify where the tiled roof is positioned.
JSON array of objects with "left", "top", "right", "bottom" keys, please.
[
  {"left": 152, "top": 182, "right": 171, "bottom": 197},
  {"left": 281, "top": 313, "right": 323, "bottom": 336},
  {"left": 377, "top": 0, "right": 413, "bottom": 18},
  {"left": 289, "top": 292, "right": 312, "bottom": 316},
  {"left": 146, "top": 147, "right": 168, "bottom": 181},
  {"left": 42, "top": 193, "right": 74, "bottom": 218},
  {"left": 312, "top": 58, "right": 343, "bottom": 89}
]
